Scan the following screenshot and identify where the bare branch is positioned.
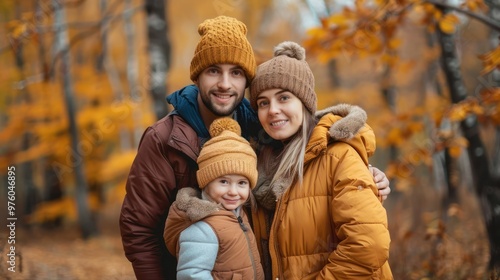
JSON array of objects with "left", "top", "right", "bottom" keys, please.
[{"left": 425, "top": 0, "right": 500, "bottom": 32}]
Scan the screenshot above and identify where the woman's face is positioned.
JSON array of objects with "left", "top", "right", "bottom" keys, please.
[
  {"left": 204, "top": 174, "right": 250, "bottom": 211},
  {"left": 256, "top": 89, "right": 304, "bottom": 141}
]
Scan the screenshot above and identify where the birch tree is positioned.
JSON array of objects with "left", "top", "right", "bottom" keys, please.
[
  {"left": 145, "top": 0, "right": 170, "bottom": 120},
  {"left": 52, "top": 0, "right": 97, "bottom": 239}
]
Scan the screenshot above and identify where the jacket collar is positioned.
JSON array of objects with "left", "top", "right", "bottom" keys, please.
[{"left": 166, "top": 85, "right": 210, "bottom": 138}]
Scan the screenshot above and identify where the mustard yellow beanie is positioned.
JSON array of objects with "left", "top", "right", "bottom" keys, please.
[
  {"left": 196, "top": 118, "right": 258, "bottom": 189},
  {"left": 190, "top": 16, "right": 256, "bottom": 82},
  {"left": 250, "top": 41, "right": 317, "bottom": 114}
]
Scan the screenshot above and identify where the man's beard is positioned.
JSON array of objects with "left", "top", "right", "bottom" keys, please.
[{"left": 201, "top": 89, "right": 244, "bottom": 116}]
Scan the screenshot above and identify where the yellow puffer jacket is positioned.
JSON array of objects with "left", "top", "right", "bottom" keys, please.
[{"left": 253, "top": 105, "right": 392, "bottom": 279}]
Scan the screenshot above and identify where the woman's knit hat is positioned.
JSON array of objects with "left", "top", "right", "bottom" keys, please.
[
  {"left": 190, "top": 16, "right": 256, "bottom": 82},
  {"left": 250, "top": 41, "right": 317, "bottom": 114},
  {"left": 197, "top": 118, "right": 258, "bottom": 189}
]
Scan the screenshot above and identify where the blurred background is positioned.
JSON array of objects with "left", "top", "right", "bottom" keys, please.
[{"left": 1, "top": 0, "right": 499, "bottom": 279}]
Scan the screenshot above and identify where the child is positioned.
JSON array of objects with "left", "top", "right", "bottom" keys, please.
[{"left": 164, "top": 117, "right": 264, "bottom": 280}]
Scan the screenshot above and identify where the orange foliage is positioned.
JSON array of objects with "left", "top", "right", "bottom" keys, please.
[
  {"left": 305, "top": 0, "right": 498, "bottom": 191},
  {"left": 28, "top": 194, "right": 100, "bottom": 224},
  {"left": 438, "top": 13, "right": 461, "bottom": 34},
  {"left": 97, "top": 151, "right": 137, "bottom": 184},
  {"left": 0, "top": 1, "right": 155, "bottom": 225},
  {"left": 462, "top": 0, "right": 489, "bottom": 12},
  {"left": 479, "top": 45, "right": 500, "bottom": 75}
]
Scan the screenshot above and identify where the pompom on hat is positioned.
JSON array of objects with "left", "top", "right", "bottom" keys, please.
[
  {"left": 196, "top": 118, "right": 258, "bottom": 189},
  {"left": 250, "top": 41, "right": 317, "bottom": 114},
  {"left": 190, "top": 16, "right": 256, "bottom": 82}
]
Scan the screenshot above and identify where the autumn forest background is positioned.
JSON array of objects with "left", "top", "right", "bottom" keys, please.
[{"left": 1, "top": 0, "right": 500, "bottom": 279}]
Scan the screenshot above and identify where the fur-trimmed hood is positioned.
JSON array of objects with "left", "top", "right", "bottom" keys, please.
[
  {"left": 315, "top": 103, "right": 367, "bottom": 141},
  {"left": 306, "top": 103, "right": 375, "bottom": 164},
  {"left": 172, "top": 187, "right": 222, "bottom": 222}
]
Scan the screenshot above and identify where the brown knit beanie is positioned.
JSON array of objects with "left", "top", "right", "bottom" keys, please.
[
  {"left": 190, "top": 16, "right": 256, "bottom": 82},
  {"left": 250, "top": 41, "right": 317, "bottom": 114},
  {"left": 197, "top": 118, "right": 258, "bottom": 189}
]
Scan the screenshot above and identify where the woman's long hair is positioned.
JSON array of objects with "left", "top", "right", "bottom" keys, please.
[{"left": 267, "top": 106, "right": 317, "bottom": 188}]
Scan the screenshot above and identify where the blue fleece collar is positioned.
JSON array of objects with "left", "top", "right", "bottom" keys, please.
[{"left": 166, "top": 84, "right": 261, "bottom": 141}]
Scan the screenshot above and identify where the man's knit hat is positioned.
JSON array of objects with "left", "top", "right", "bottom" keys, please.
[
  {"left": 250, "top": 41, "right": 317, "bottom": 114},
  {"left": 197, "top": 118, "right": 258, "bottom": 189},
  {"left": 190, "top": 16, "right": 256, "bottom": 82}
]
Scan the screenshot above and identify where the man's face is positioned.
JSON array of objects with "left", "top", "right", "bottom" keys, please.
[{"left": 195, "top": 64, "right": 247, "bottom": 117}]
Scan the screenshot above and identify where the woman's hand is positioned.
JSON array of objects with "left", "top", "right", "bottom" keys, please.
[{"left": 369, "top": 165, "right": 391, "bottom": 202}]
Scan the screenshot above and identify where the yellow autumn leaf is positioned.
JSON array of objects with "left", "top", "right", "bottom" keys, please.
[
  {"left": 28, "top": 197, "right": 77, "bottom": 224},
  {"left": 469, "top": 102, "right": 485, "bottom": 116},
  {"left": 141, "top": 111, "right": 157, "bottom": 127},
  {"left": 10, "top": 21, "right": 29, "bottom": 39},
  {"left": 306, "top": 27, "right": 325, "bottom": 38},
  {"left": 464, "top": 0, "right": 488, "bottom": 11},
  {"left": 97, "top": 150, "right": 137, "bottom": 183},
  {"left": 448, "top": 145, "right": 463, "bottom": 158},
  {"left": 28, "top": 195, "right": 100, "bottom": 224},
  {"left": 0, "top": 116, "right": 25, "bottom": 144},
  {"left": 388, "top": 38, "right": 402, "bottom": 50},
  {"left": 327, "top": 14, "right": 351, "bottom": 27},
  {"left": 14, "top": 142, "right": 52, "bottom": 164},
  {"left": 480, "top": 88, "right": 500, "bottom": 103},
  {"left": 479, "top": 45, "right": 500, "bottom": 75},
  {"left": 6, "top": 19, "right": 21, "bottom": 30},
  {"left": 108, "top": 177, "right": 128, "bottom": 203},
  {"left": 466, "top": 0, "right": 478, "bottom": 10},
  {"left": 386, "top": 128, "right": 404, "bottom": 146},
  {"left": 438, "top": 14, "right": 460, "bottom": 34},
  {"left": 448, "top": 103, "right": 468, "bottom": 121},
  {"left": 32, "top": 119, "right": 68, "bottom": 139}
]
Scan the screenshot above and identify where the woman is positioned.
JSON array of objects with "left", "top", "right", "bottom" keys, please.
[{"left": 249, "top": 41, "right": 393, "bottom": 279}]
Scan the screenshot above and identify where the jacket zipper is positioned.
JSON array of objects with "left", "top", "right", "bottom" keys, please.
[
  {"left": 272, "top": 198, "right": 284, "bottom": 279},
  {"left": 238, "top": 216, "right": 258, "bottom": 280}
]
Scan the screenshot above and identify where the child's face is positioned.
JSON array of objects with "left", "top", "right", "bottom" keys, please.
[{"left": 204, "top": 174, "right": 250, "bottom": 211}]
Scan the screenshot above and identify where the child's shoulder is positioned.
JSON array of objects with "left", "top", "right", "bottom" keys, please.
[{"left": 180, "top": 221, "right": 218, "bottom": 244}]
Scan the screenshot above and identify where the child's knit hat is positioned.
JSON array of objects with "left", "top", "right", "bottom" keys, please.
[
  {"left": 250, "top": 41, "right": 317, "bottom": 114},
  {"left": 196, "top": 118, "right": 258, "bottom": 189},
  {"left": 190, "top": 16, "right": 256, "bottom": 82}
]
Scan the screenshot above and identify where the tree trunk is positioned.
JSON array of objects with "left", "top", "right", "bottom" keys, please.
[
  {"left": 98, "top": 0, "right": 132, "bottom": 152},
  {"left": 52, "top": 0, "right": 98, "bottom": 239},
  {"left": 124, "top": 0, "right": 143, "bottom": 147},
  {"left": 437, "top": 7, "right": 500, "bottom": 269},
  {"left": 145, "top": 0, "right": 171, "bottom": 120},
  {"left": 486, "top": 0, "right": 500, "bottom": 178}
]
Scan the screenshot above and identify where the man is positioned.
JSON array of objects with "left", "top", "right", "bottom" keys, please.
[{"left": 119, "top": 15, "right": 391, "bottom": 280}]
